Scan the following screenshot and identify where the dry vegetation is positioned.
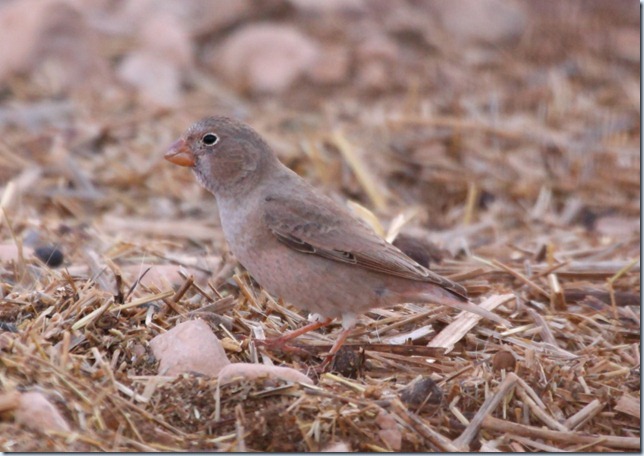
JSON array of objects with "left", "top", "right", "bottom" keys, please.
[{"left": 0, "top": 0, "right": 640, "bottom": 452}]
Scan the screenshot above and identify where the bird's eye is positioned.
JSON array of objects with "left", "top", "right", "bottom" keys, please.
[{"left": 202, "top": 133, "right": 219, "bottom": 146}]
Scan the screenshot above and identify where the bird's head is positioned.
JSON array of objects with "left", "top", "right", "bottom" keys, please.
[{"left": 165, "top": 116, "right": 276, "bottom": 196}]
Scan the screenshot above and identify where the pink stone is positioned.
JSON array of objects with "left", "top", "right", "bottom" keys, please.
[
  {"left": 218, "top": 363, "right": 313, "bottom": 386},
  {"left": 213, "top": 24, "right": 320, "bottom": 94},
  {"left": 376, "top": 410, "right": 402, "bottom": 451},
  {"left": 149, "top": 319, "right": 230, "bottom": 376},
  {"left": 15, "top": 391, "right": 71, "bottom": 433}
]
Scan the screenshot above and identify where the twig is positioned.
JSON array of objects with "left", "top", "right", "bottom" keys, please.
[
  {"left": 547, "top": 273, "right": 567, "bottom": 311},
  {"left": 515, "top": 385, "right": 567, "bottom": 431},
  {"left": 391, "top": 400, "right": 460, "bottom": 452},
  {"left": 428, "top": 294, "right": 513, "bottom": 351},
  {"left": 491, "top": 260, "right": 549, "bottom": 299},
  {"left": 453, "top": 372, "right": 519, "bottom": 450},
  {"left": 481, "top": 415, "right": 640, "bottom": 450},
  {"left": 563, "top": 399, "right": 605, "bottom": 430},
  {"left": 526, "top": 308, "right": 558, "bottom": 347}
]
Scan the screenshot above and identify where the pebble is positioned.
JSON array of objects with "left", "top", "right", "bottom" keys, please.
[
  {"left": 14, "top": 391, "right": 71, "bottom": 433},
  {"left": 34, "top": 245, "right": 64, "bottom": 267},
  {"left": 149, "top": 319, "right": 231, "bottom": 376}
]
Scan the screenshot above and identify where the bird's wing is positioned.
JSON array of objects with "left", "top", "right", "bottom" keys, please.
[{"left": 262, "top": 192, "right": 467, "bottom": 299}]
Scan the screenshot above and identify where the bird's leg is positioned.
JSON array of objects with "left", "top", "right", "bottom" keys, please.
[
  {"left": 319, "top": 326, "right": 353, "bottom": 370},
  {"left": 259, "top": 317, "right": 334, "bottom": 348},
  {"left": 318, "top": 312, "right": 357, "bottom": 370}
]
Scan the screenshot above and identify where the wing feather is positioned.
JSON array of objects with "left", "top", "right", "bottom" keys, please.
[{"left": 262, "top": 194, "right": 467, "bottom": 299}]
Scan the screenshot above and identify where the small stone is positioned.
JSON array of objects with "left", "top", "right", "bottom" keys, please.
[
  {"left": 218, "top": 363, "right": 313, "bottom": 386},
  {"left": 14, "top": 391, "right": 71, "bottom": 432},
  {"left": 330, "top": 345, "right": 364, "bottom": 379},
  {"left": 376, "top": 410, "right": 402, "bottom": 451},
  {"left": 432, "top": 0, "right": 526, "bottom": 45},
  {"left": 0, "top": 321, "right": 18, "bottom": 333},
  {"left": 117, "top": 52, "right": 183, "bottom": 109},
  {"left": 492, "top": 350, "right": 516, "bottom": 372},
  {"left": 400, "top": 376, "right": 443, "bottom": 410},
  {"left": 0, "top": 0, "right": 106, "bottom": 91},
  {"left": 139, "top": 12, "right": 193, "bottom": 68},
  {"left": 122, "top": 263, "right": 208, "bottom": 289},
  {"left": 212, "top": 23, "right": 320, "bottom": 94},
  {"left": 393, "top": 233, "right": 446, "bottom": 268},
  {"left": 478, "top": 190, "right": 496, "bottom": 210},
  {"left": 34, "top": 245, "right": 64, "bottom": 267},
  {"left": 149, "top": 319, "right": 230, "bottom": 376}
]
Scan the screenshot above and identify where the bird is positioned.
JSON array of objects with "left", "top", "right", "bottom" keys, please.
[{"left": 165, "top": 116, "right": 508, "bottom": 367}]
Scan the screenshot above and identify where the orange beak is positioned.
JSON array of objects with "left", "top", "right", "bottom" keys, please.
[{"left": 164, "top": 139, "right": 195, "bottom": 167}]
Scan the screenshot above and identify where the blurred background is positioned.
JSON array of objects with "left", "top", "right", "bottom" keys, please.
[
  {"left": 0, "top": 0, "right": 640, "bottom": 289},
  {"left": 0, "top": 1, "right": 640, "bottom": 451},
  {"left": 0, "top": 0, "right": 639, "bottom": 233}
]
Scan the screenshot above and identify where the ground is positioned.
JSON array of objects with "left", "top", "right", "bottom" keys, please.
[{"left": 0, "top": 0, "right": 640, "bottom": 452}]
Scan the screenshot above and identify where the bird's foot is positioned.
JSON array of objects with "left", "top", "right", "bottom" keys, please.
[
  {"left": 255, "top": 336, "right": 312, "bottom": 356},
  {"left": 255, "top": 335, "right": 292, "bottom": 349},
  {"left": 312, "top": 327, "right": 354, "bottom": 373},
  {"left": 309, "top": 355, "right": 335, "bottom": 374},
  {"left": 256, "top": 317, "right": 334, "bottom": 349}
]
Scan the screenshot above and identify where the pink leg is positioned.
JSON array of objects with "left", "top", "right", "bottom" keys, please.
[
  {"left": 319, "top": 326, "right": 353, "bottom": 369},
  {"left": 261, "top": 317, "right": 334, "bottom": 348}
]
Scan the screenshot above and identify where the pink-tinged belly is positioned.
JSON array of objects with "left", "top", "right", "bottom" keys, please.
[{"left": 237, "top": 244, "right": 391, "bottom": 319}]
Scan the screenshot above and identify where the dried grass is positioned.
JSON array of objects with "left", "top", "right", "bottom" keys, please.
[{"left": 0, "top": 1, "right": 639, "bottom": 452}]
